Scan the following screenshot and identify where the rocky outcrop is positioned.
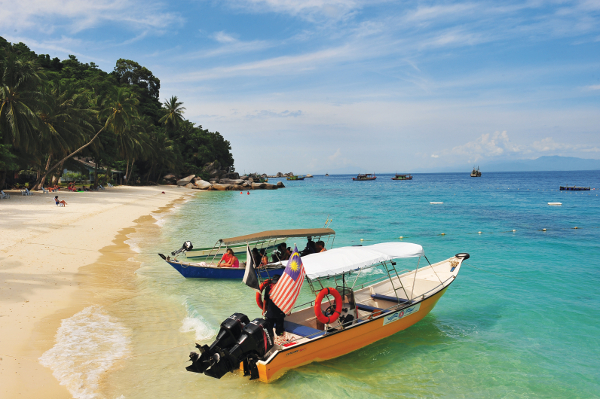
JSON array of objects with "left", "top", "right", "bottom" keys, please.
[
  {"left": 276, "top": 181, "right": 285, "bottom": 188},
  {"left": 194, "top": 179, "right": 212, "bottom": 189},
  {"left": 177, "top": 175, "right": 195, "bottom": 186},
  {"left": 219, "top": 178, "right": 245, "bottom": 185},
  {"left": 184, "top": 183, "right": 194, "bottom": 189},
  {"left": 163, "top": 174, "right": 177, "bottom": 184}
]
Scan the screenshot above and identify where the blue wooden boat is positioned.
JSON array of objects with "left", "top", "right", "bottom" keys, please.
[
  {"left": 161, "top": 259, "right": 284, "bottom": 279},
  {"left": 158, "top": 228, "right": 336, "bottom": 279}
]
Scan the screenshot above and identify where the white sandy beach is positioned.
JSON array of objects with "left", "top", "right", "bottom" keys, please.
[{"left": 0, "top": 186, "right": 193, "bottom": 398}]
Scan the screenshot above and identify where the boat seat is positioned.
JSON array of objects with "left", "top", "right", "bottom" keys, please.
[
  {"left": 356, "top": 303, "right": 384, "bottom": 312},
  {"left": 371, "top": 294, "right": 410, "bottom": 303},
  {"left": 283, "top": 321, "right": 325, "bottom": 339}
]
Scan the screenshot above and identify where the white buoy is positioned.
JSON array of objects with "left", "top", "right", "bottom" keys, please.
[
  {"left": 548, "top": 202, "right": 562, "bottom": 206},
  {"left": 430, "top": 202, "right": 443, "bottom": 204},
  {"left": 512, "top": 229, "right": 516, "bottom": 232},
  {"left": 399, "top": 236, "right": 403, "bottom": 239},
  {"left": 360, "top": 238, "right": 364, "bottom": 241},
  {"left": 542, "top": 228, "right": 547, "bottom": 231},
  {"left": 478, "top": 231, "right": 482, "bottom": 234}
]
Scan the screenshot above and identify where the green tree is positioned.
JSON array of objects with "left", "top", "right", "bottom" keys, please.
[
  {"left": 0, "top": 51, "right": 44, "bottom": 188},
  {"left": 159, "top": 96, "right": 186, "bottom": 131}
]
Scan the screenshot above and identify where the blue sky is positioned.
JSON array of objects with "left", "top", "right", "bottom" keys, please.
[{"left": 2, "top": 0, "right": 600, "bottom": 174}]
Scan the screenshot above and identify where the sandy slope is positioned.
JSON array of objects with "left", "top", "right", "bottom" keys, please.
[{"left": 0, "top": 185, "right": 193, "bottom": 398}]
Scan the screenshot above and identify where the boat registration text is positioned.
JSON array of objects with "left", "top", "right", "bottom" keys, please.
[{"left": 382, "top": 303, "right": 421, "bottom": 326}]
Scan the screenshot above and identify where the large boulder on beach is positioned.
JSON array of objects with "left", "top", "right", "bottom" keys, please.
[
  {"left": 242, "top": 181, "right": 251, "bottom": 187},
  {"left": 251, "top": 183, "right": 267, "bottom": 189},
  {"left": 240, "top": 175, "right": 249, "bottom": 181},
  {"left": 264, "top": 184, "right": 277, "bottom": 190},
  {"left": 177, "top": 175, "right": 195, "bottom": 186},
  {"left": 276, "top": 181, "right": 285, "bottom": 188},
  {"left": 212, "top": 183, "right": 232, "bottom": 191},
  {"left": 194, "top": 180, "right": 212, "bottom": 190},
  {"left": 219, "top": 178, "right": 245, "bottom": 185},
  {"left": 184, "top": 183, "right": 194, "bottom": 189}
]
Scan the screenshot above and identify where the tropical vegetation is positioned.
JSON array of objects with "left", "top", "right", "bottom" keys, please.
[{"left": 0, "top": 36, "right": 234, "bottom": 189}]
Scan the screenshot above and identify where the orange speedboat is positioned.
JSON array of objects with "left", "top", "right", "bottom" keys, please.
[{"left": 186, "top": 243, "right": 468, "bottom": 382}]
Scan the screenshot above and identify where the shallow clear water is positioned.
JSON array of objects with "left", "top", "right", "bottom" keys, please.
[{"left": 44, "top": 172, "right": 600, "bottom": 398}]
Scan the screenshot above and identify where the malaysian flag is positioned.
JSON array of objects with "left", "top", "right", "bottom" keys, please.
[{"left": 270, "top": 245, "right": 305, "bottom": 314}]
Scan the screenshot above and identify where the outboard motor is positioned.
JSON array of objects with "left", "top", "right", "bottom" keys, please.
[
  {"left": 171, "top": 241, "right": 193, "bottom": 257},
  {"left": 187, "top": 315, "right": 274, "bottom": 380}
]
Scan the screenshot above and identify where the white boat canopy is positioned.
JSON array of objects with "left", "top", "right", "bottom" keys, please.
[{"left": 302, "top": 242, "right": 424, "bottom": 279}]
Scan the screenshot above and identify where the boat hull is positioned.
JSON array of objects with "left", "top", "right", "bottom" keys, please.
[
  {"left": 166, "top": 260, "right": 284, "bottom": 279},
  {"left": 257, "top": 286, "right": 447, "bottom": 382},
  {"left": 560, "top": 186, "right": 590, "bottom": 191},
  {"left": 352, "top": 177, "right": 377, "bottom": 181}
]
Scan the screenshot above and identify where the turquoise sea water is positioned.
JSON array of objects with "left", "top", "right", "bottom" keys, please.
[{"left": 66, "top": 172, "right": 600, "bottom": 398}]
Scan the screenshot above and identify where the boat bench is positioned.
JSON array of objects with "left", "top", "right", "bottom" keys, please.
[
  {"left": 284, "top": 321, "right": 325, "bottom": 339},
  {"left": 371, "top": 294, "right": 411, "bottom": 304}
]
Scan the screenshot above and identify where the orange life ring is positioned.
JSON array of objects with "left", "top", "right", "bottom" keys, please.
[
  {"left": 256, "top": 279, "right": 272, "bottom": 310},
  {"left": 314, "top": 287, "right": 342, "bottom": 324}
]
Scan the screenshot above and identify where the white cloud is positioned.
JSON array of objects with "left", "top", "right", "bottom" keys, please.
[
  {"left": 585, "top": 84, "right": 600, "bottom": 90},
  {"left": 440, "top": 131, "right": 599, "bottom": 163},
  {"left": 431, "top": 154, "right": 439, "bottom": 158},
  {"left": 0, "top": 0, "right": 182, "bottom": 34},
  {"left": 223, "top": 0, "right": 375, "bottom": 21},
  {"left": 213, "top": 31, "right": 238, "bottom": 44}
]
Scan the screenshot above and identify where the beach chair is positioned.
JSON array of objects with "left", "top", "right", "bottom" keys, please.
[
  {"left": 0, "top": 190, "right": 9, "bottom": 199},
  {"left": 42, "top": 187, "right": 49, "bottom": 194},
  {"left": 98, "top": 185, "right": 105, "bottom": 190},
  {"left": 107, "top": 183, "right": 114, "bottom": 188},
  {"left": 21, "top": 188, "right": 33, "bottom": 196}
]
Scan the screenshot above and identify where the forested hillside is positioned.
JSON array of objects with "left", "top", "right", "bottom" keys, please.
[{"left": 0, "top": 36, "right": 234, "bottom": 189}]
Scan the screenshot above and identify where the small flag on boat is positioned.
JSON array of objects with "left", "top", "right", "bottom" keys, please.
[
  {"left": 243, "top": 245, "right": 260, "bottom": 291},
  {"left": 270, "top": 245, "right": 305, "bottom": 314}
]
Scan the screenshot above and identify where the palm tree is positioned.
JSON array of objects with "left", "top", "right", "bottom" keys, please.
[
  {"left": 159, "top": 96, "right": 185, "bottom": 131},
  {"left": 40, "top": 86, "right": 139, "bottom": 184},
  {"left": 33, "top": 82, "right": 97, "bottom": 189},
  {"left": 0, "top": 53, "right": 44, "bottom": 188}
]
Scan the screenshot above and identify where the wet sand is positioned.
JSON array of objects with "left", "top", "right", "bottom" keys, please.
[{"left": 0, "top": 186, "right": 194, "bottom": 398}]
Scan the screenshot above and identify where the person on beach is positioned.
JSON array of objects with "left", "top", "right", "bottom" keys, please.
[
  {"left": 218, "top": 248, "right": 239, "bottom": 268},
  {"left": 54, "top": 196, "right": 67, "bottom": 206},
  {"left": 316, "top": 241, "right": 327, "bottom": 252}
]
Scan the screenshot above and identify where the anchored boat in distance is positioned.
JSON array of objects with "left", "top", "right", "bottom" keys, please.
[
  {"left": 353, "top": 173, "right": 376, "bottom": 181},
  {"left": 470, "top": 166, "right": 481, "bottom": 177},
  {"left": 391, "top": 174, "right": 413, "bottom": 180}
]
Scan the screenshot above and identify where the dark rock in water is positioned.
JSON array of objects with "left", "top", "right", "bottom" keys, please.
[
  {"left": 264, "top": 183, "right": 277, "bottom": 189},
  {"left": 276, "top": 181, "right": 285, "bottom": 188},
  {"left": 178, "top": 175, "right": 195, "bottom": 185},
  {"left": 231, "top": 184, "right": 244, "bottom": 190},
  {"left": 251, "top": 183, "right": 266, "bottom": 189}
]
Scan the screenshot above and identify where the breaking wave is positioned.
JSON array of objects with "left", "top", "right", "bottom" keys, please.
[{"left": 39, "top": 306, "right": 131, "bottom": 399}]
